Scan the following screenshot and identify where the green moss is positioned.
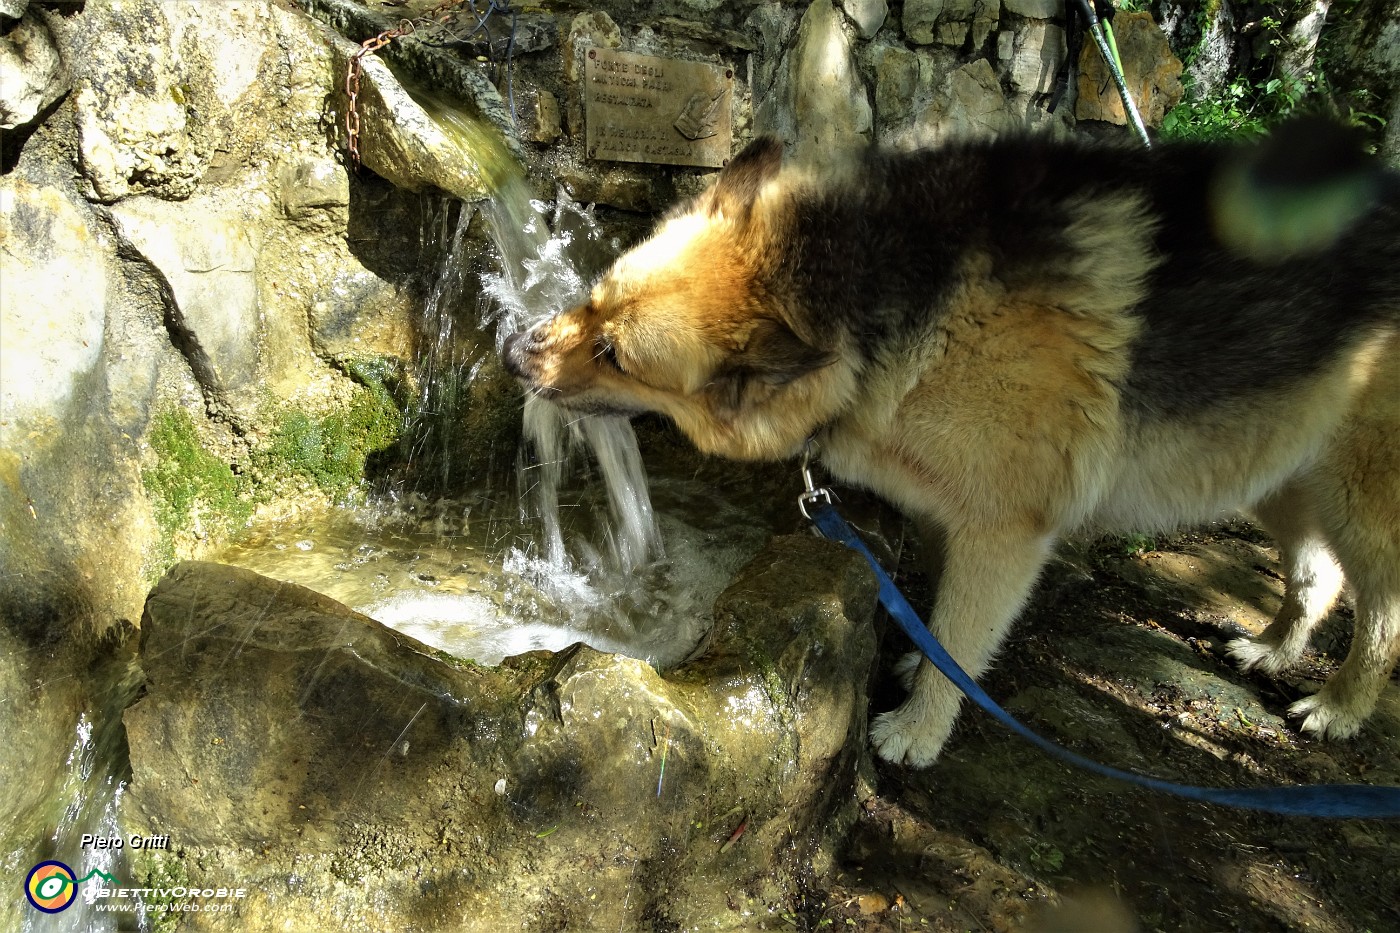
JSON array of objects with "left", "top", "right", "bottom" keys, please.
[
  {"left": 129, "top": 851, "right": 189, "bottom": 933},
  {"left": 142, "top": 361, "right": 403, "bottom": 574},
  {"left": 253, "top": 360, "right": 402, "bottom": 497},
  {"left": 142, "top": 409, "right": 252, "bottom": 567}
]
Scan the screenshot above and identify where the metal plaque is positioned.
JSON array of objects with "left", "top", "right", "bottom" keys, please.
[{"left": 584, "top": 49, "right": 733, "bottom": 168}]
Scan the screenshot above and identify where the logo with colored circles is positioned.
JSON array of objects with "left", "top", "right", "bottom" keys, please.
[{"left": 25, "top": 861, "right": 77, "bottom": 913}]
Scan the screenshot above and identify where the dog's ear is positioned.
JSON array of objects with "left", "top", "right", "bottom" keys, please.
[
  {"left": 708, "top": 136, "right": 785, "bottom": 221},
  {"left": 709, "top": 318, "right": 834, "bottom": 413}
]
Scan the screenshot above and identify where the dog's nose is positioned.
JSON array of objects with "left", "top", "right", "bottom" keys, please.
[{"left": 501, "top": 328, "right": 545, "bottom": 379}]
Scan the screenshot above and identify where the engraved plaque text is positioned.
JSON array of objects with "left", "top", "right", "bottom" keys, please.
[{"left": 585, "top": 49, "right": 733, "bottom": 168}]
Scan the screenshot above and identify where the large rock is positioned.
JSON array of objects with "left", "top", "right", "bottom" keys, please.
[
  {"left": 759, "top": 0, "right": 873, "bottom": 162},
  {"left": 324, "top": 32, "right": 502, "bottom": 202},
  {"left": 0, "top": 8, "right": 66, "bottom": 130},
  {"left": 1076, "top": 11, "right": 1184, "bottom": 128},
  {"left": 904, "top": 0, "right": 1001, "bottom": 48},
  {"left": 123, "top": 536, "right": 878, "bottom": 931},
  {"left": 0, "top": 178, "right": 107, "bottom": 425},
  {"left": 110, "top": 196, "right": 263, "bottom": 402}
]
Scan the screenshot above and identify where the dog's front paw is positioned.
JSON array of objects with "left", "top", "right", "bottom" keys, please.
[
  {"left": 870, "top": 702, "right": 955, "bottom": 768},
  {"left": 1226, "top": 636, "right": 1296, "bottom": 677},
  {"left": 1289, "top": 689, "right": 1369, "bottom": 740}
]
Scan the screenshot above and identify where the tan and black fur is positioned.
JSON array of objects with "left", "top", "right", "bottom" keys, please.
[{"left": 505, "top": 124, "right": 1400, "bottom": 767}]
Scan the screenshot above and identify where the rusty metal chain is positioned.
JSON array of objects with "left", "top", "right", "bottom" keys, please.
[{"left": 344, "top": 0, "right": 481, "bottom": 168}]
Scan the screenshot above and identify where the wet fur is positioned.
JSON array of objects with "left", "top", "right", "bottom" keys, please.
[{"left": 505, "top": 129, "right": 1400, "bottom": 767}]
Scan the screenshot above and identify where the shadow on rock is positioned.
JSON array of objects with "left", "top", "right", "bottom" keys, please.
[{"left": 123, "top": 534, "right": 877, "bottom": 931}]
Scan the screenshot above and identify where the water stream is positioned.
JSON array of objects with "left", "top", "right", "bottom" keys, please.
[{"left": 219, "top": 93, "right": 770, "bottom": 669}]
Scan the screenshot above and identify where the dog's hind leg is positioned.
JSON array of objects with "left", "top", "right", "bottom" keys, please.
[
  {"left": 1228, "top": 483, "right": 1345, "bottom": 676},
  {"left": 871, "top": 524, "right": 1053, "bottom": 767},
  {"left": 1288, "top": 348, "right": 1400, "bottom": 740}
]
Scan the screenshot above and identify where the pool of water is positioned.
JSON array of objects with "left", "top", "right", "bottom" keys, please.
[{"left": 216, "top": 472, "right": 781, "bottom": 671}]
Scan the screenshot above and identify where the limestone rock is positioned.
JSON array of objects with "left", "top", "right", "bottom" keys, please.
[
  {"left": 910, "top": 58, "right": 1016, "bottom": 146},
  {"left": 1002, "top": 0, "right": 1062, "bottom": 19},
  {"left": 0, "top": 0, "right": 28, "bottom": 20},
  {"left": 999, "top": 22, "right": 1066, "bottom": 100},
  {"left": 331, "top": 39, "right": 502, "bottom": 202},
  {"left": 839, "top": 0, "right": 889, "bottom": 40},
  {"left": 67, "top": 1, "right": 204, "bottom": 201},
  {"left": 558, "top": 164, "right": 675, "bottom": 213},
  {"left": 110, "top": 196, "right": 263, "bottom": 400},
  {"left": 564, "top": 10, "right": 623, "bottom": 84},
  {"left": 745, "top": 2, "right": 801, "bottom": 102},
  {"left": 761, "top": 0, "right": 873, "bottom": 163},
  {"left": 1076, "top": 11, "right": 1184, "bottom": 128},
  {"left": 1158, "top": 0, "right": 1240, "bottom": 102},
  {"left": 904, "top": 0, "right": 1001, "bottom": 49},
  {"left": 278, "top": 154, "right": 350, "bottom": 219},
  {"left": 519, "top": 86, "right": 562, "bottom": 145},
  {"left": 0, "top": 9, "right": 66, "bottom": 130},
  {"left": 0, "top": 178, "right": 107, "bottom": 426},
  {"left": 124, "top": 540, "right": 877, "bottom": 930},
  {"left": 869, "top": 41, "right": 922, "bottom": 128}
]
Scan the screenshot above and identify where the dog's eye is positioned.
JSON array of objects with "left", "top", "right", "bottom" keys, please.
[{"left": 596, "top": 336, "right": 624, "bottom": 372}]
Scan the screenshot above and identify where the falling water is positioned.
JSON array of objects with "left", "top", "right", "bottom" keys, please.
[
  {"left": 17, "top": 661, "right": 140, "bottom": 933},
  {"left": 210, "top": 92, "right": 780, "bottom": 671},
  {"left": 416, "top": 94, "right": 664, "bottom": 579}
]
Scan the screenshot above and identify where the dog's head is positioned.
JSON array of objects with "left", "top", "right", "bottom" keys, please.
[{"left": 503, "top": 138, "right": 854, "bottom": 460}]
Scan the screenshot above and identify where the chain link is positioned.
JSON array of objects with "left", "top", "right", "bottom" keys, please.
[{"left": 343, "top": 0, "right": 478, "bottom": 169}]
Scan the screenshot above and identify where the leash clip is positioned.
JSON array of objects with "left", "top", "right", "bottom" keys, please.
[{"left": 797, "top": 438, "right": 835, "bottom": 520}]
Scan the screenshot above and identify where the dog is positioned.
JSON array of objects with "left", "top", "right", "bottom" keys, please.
[{"left": 504, "top": 121, "right": 1400, "bottom": 767}]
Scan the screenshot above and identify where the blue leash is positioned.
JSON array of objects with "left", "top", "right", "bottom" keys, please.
[{"left": 804, "top": 497, "right": 1400, "bottom": 818}]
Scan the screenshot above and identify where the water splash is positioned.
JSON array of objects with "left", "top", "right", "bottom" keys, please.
[
  {"left": 219, "top": 92, "right": 737, "bottom": 671},
  {"left": 216, "top": 480, "right": 775, "bottom": 670},
  {"left": 19, "top": 662, "right": 140, "bottom": 933},
  {"left": 415, "top": 88, "right": 664, "bottom": 579},
  {"left": 478, "top": 177, "right": 664, "bottom": 579}
]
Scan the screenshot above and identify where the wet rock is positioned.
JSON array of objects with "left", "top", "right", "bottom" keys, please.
[
  {"left": 519, "top": 86, "right": 563, "bottom": 145},
  {"left": 327, "top": 37, "right": 500, "bottom": 202},
  {"left": 1075, "top": 11, "right": 1184, "bottom": 128},
  {"left": 0, "top": 9, "right": 66, "bottom": 130},
  {"left": 123, "top": 535, "right": 878, "bottom": 930},
  {"left": 558, "top": 163, "right": 676, "bottom": 212}
]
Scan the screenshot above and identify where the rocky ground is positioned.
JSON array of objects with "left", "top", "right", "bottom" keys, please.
[{"left": 824, "top": 521, "right": 1400, "bottom": 933}]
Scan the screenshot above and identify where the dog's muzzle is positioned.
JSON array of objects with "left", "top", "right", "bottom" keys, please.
[{"left": 501, "top": 328, "right": 543, "bottom": 381}]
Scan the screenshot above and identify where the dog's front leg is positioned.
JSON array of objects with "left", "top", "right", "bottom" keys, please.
[{"left": 871, "top": 523, "right": 1053, "bottom": 767}]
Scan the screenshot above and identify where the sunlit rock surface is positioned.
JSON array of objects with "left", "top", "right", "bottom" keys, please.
[{"left": 125, "top": 536, "right": 877, "bottom": 931}]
